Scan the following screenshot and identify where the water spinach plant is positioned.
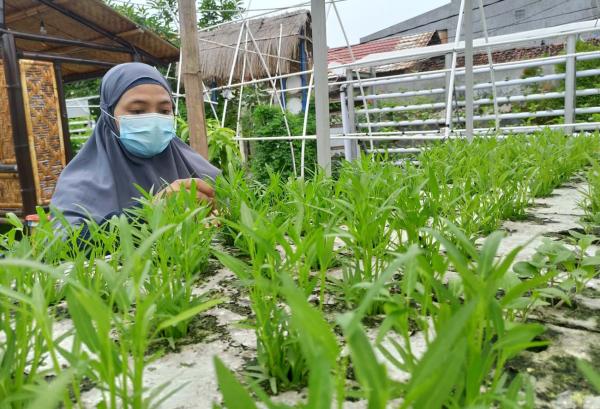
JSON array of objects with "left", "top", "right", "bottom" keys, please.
[{"left": 0, "top": 130, "right": 599, "bottom": 408}]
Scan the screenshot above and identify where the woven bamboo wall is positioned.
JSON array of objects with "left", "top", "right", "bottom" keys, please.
[
  {"left": 0, "top": 59, "right": 67, "bottom": 213},
  {"left": 0, "top": 173, "right": 22, "bottom": 209},
  {"left": 19, "top": 60, "right": 66, "bottom": 206}
]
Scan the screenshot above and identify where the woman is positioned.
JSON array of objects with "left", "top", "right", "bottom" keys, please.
[{"left": 51, "top": 62, "right": 219, "bottom": 228}]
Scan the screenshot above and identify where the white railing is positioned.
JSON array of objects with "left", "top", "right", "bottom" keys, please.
[{"left": 337, "top": 19, "right": 600, "bottom": 158}]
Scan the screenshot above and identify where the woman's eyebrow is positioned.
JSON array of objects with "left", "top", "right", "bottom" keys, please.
[{"left": 125, "top": 99, "right": 150, "bottom": 105}]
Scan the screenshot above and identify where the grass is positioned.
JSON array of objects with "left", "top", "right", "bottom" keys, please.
[{"left": 1, "top": 130, "right": 600, "bottom": 408}]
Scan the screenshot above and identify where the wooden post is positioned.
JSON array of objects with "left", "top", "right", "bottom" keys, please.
[
  {"left": 2, "top": 32, "right": 37, "bottom": 215},
  {"left": 178, "top": 0, "right": 208, "bottom": 158},
  {"left": 54, "top": 63, "right": 74, "bottom": 162}
]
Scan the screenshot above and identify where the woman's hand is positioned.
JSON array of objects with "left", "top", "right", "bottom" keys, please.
[{"left": 155, "top": 178, "right": 215, "bottom": 207}]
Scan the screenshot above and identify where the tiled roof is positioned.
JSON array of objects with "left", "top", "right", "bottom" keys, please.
[{"left": 328, "top": 31, "right": 437, "bottom": 68}]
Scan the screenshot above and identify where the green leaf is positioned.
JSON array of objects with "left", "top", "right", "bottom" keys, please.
[
  {"left": 65, "top": 289, "right": 103, "bottom": 353},
  {"left": 214, "top": 357, "right": 259, "bottom": 409},
  {"left": 306, "top": 352, "right": 334, "bottom": 409},
  {"left": 513, "top": 261, "right": 538, "bottom": 277},
  {"left": 156, "top": 298, "right": 226, "bottom": 333},
  {"left": 477, "top": 231, "right": 504, "bottom": 279},
  {"left": 577, "top": 359, "right": 600, "bottom": 393},
  {"left": 280, "top": 275, "right": 339, "bottom": 363},
  {"left": 501, "top": 274, "right": 556, "bottom": 308},
  {"left": 348, "top": 246, "right": 421, "bottom": 330},
  {"left": 214, "top": 250, "right": 252, "bottom": 281},
  {"left": 344, "top": 324, "right": 389, "bottom": 409},
  {"left": 25, "top": 368, "right": 74, "bottom": 409},
  {"left": 403, "top": 300, "right": 477, "bottom": 407}
]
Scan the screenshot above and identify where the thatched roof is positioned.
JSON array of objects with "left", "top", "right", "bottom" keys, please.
[
  {"left": 4, "top": 0, "right": 179, "bottom": 81},
  {"left": 198, "top": 11, "right": 312, "bottom": 86}
]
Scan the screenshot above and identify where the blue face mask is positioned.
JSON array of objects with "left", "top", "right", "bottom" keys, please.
[{"left": 105, "top": 111, "right": 176, "bottom": 158}]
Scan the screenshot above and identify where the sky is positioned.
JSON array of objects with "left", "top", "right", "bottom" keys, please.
[
  {"left": 112, "top": 0, "right": 451, "bottom": 47},
  {"left": 242, "top": 0, "right": 450, "bottom": 47}
]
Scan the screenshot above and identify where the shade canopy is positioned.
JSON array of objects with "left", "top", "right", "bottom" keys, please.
[{"left": 2, "top": 0, "right": 179, "bottom": 81}]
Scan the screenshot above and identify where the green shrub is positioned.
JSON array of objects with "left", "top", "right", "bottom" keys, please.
[{"left": 242, "top": 104, "right": 317, "bottom": 183}]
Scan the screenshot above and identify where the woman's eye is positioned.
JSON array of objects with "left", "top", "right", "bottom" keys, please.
[
  {"left": 161, "top": 110, "right": 172, "bottom": 115},
  {"left": 132, "top": 110, "right": 144, "bottom": 115}
]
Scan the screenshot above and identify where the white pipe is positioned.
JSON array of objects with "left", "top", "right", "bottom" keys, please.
[
  {"left": 477, "top": 0, "right": 500, "bottom": 131},
  {"left": 301, "top": 71, "right": 315, "bottom": 179},
  {"left": 356, "top": 88, "right": 446, "bottom": 101},
  {"left": 268, "top": 66, "right": 600, "bottom": 94},
  {"left": 445, "top": 0, "right": 467, "bottom": 136},
  {"left": 231, "top": 122, "right": 600, "bottom": 141},
  {"left": 358, "top": 106, "right": 600, "bottom": 128},
  {"left": 272, "top": 23, "right": 285, "bottom": 108},
  {"left": 340, "top": 88, "right": 353, "bottom": 160},
  {"left": 312, "top": 0, "right": 332, "bottom": 174},
  {"left": 236, "top": 24, "right": 250, "bottom": 162},
  {"left": 175, "top": 49, "right": 183, "bottom": 116},
  {"left": 331, "top": 0, "right": 374, "bottom": 150},
  {"left": 221, "top": 21, "right": 246, "bottom": 127},
  {"left": 368, "top": 148, "right": 422, "bottom": 154},
  {"left": 356, "top": 88, "right": 600, "bottom": 114},
  {"left": 207, "top": 82, "right": 220, "bottom": 119},
  {"left": 355, "top": 69, "right": 600, "bottom": 101},
  {"left": 464, "top": 0, "right": 474, "bottom": 141}
]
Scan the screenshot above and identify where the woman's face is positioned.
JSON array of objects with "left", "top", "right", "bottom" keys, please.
[{"left": 113, "top": 84, "right": 173, "bottom": 129}]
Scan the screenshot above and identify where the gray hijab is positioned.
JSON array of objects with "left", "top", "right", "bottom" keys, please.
[{"left": 51, "top": 62, "right": 220, "bottom": 226}]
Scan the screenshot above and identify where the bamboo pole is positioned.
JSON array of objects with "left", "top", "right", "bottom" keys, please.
[{"left": 178, "top": 0, "right": 209, "bottom": 158}]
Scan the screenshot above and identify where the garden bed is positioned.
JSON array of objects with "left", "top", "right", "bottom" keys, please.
[
  {"left": 23, "top": 176, "right": 597, "bottom": 409},
  {"left": 3, "top": 131, "right": 600, "bottom": 409},
  {"left": 72, "top": 176, "right": 600, "bottom": 409}
]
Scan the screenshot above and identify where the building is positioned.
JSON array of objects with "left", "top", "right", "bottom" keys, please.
[
  {"left": 362, "top": 0, "right": 600, "bottom": 44},
  {"left": 328, "top": 31, "right": 442, "bottom": 77}
]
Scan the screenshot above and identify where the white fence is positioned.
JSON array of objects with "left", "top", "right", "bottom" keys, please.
[{"left": 337, "top": 19, "right": 600, "bottom": 159}]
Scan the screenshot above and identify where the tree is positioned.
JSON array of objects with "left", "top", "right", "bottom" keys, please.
[
  {"left": 66, "top": 1, "right": 245, "bottom": 109},
  {"left": 197, "top": 0, "right": 242, "bottom": 28},
  {"left": 105, "top": 0, "right": 243, "bottom": 43}
]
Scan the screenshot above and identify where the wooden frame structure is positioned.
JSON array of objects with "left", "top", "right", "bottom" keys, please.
[{"left": 0, "top": 0, "right": 179, "bottom": 217}]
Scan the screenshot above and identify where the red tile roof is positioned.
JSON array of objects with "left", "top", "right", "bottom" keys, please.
[{"left": 328, "top": 31, "right": 437, "bottom": 66}]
